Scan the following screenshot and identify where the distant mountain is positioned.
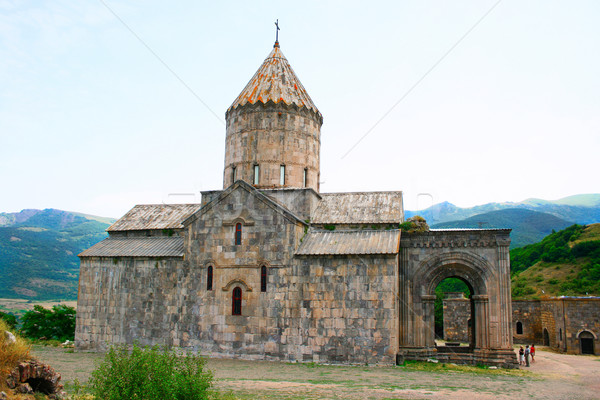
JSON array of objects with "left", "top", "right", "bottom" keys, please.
[
  {"left": 406, "top": 194, "right": 600, "bottom": 247},
  {"left": 431, "top": 209, "right": 573, "bottom": 249},
  {"left": 0, "top": 209, "right": 113, "bottom": 300}
]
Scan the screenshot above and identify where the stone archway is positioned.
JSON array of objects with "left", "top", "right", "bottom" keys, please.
[
  {"left": 398, "top": 230, "right": 517, "bottom": 368},
  {"left": 579, "top": 331, "right": 595, "bottom": 354}
]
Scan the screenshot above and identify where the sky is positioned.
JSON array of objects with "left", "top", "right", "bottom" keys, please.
[{"left": 1, "top": 0, "right": 599, "bottom": 218}]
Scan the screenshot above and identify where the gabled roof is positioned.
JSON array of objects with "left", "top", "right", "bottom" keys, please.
[
  {"left": 311, "top": 192, "right": 404, "bottom": 224},
  {"left": 227, "top": 43, "right": 321, "bottom": 117},
  {"left": 183, "top": 180, "right": 308, "bottom": 227},
  {"left": 296, "top": 229, "right": 401, "bottom": 256},
  {"left": 79, "top": 237, "right": 184, "bottom": 257},
  {"left": 107, "top": 204, "right": 201, "bottom": 232}
]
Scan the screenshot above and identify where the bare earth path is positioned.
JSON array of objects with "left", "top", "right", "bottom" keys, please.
[{"left": 32, "top": 346, "right": 600, "bottom": 399}]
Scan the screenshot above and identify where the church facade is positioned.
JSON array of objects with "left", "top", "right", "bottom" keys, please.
[{"left": 76, "top": 40, "right": 517, "bottom": 367}]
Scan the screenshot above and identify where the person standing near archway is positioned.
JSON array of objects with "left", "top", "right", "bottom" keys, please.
[
  {"left": 525, "top": 345, "right": 530, "bottom": 367},
  {"left": 531, "top": 344, "right": 535, "bottom": 362}
]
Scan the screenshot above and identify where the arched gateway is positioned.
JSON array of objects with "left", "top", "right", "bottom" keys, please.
[{"left": 398, "top": 230, "right": 517, "bottom": 368}]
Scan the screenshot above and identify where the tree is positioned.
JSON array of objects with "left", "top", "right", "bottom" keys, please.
[
  {"left": 20, "top": 305, "right": 76, "bottom": 341},
  {"left": 0, "top": 311, "right": 18, "bottom": 331}
]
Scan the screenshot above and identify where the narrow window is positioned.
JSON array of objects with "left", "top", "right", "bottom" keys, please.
[
  {"left": 232, "top": 287, "right": 242, "bottom": 315},
  {"left": 253, "top": 165, "right": 259, "bottom": 185},
  {"left": 516, "top": 321, "right": 523, "bottom": 335},
  {"left": 559, "top": 328, "right": 563, "bottom": 341},
  {"left": 261, "top": 265, "right": 267, "bottom": 292},
  {"left": 303, "top": 168, "right": 308, "bottom": 188},
  {"left": 207, "top": 266, "right": 213, "bottom": 291},
  {"left": 235, "top": 223, "right": 242, "bottom": 245},
  {"left": 231, "top": 166, "right": 236, "bottom": 183},
  {"left": 280, "top": 165, "right": 286, "bottom": 186}
]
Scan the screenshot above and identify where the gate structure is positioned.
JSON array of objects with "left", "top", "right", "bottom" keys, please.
[{"left": 398, "top": 229, "right": 518, "bottom": 368}]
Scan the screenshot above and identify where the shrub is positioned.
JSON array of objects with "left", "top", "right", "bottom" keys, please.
[
  {"left": 89, "top": 343, "right": 213, "bottom": 400},
  {"left": 0, "top": 319, "right": 31, "bottom": 395},
  {"left": 0, "top": 311, "right": 18, "bottom": 331},
  {"left": 20, "top": 304, "right": 76, "bottom": 342}
]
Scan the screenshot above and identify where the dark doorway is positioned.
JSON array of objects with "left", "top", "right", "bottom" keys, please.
[
  {"left": 516, "top": 321, "right": 523, "bottom": 335},
  {"left": 543, "top": 328, "right": 550, "bottom": 346},
  {"left": 580, "top": 331, "right": 595, "bottom": 354}
]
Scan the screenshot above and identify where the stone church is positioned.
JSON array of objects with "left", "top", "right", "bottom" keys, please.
[{"left": 76, "top": 39, "right": 517, "bottom": 367}]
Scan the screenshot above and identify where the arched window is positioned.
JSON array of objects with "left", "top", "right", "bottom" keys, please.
[
  {"left": 206, "top": 266, "right": 213, "bottom": 291},
  {"left": 232, "top": 287, "right": 242, "bottom": 315},
  {"left": 261, "top": 265, "right": 267, "bottom": 292},
  {"left": 516, "top": 321, "right": 523, "bottom": 335},
  {"left": 303, "top": 168, "right": 308, "bottom": 188},
  {"left": 231, "top": 166, "right": 236, "bottom": 183},
  {"left": 235, "top": 223, "right": 242, "bottom": 245},
  {"left": 280, "top": 165, "right": 286, "bottom": 186},
  {"left": 253, "top": 165, "right": 260, "bottom": 185},
  {"left": 559, "top": 328, "right": 563, "bottom": 341}
]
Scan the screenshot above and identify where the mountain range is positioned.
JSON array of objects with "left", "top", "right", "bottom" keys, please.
[{"left": 0, "top": 209, "right": 113, "bottom": 300}]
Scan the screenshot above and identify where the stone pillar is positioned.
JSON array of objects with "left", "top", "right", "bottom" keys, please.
[
  {"left": 472, "top": 294, "right": 489, "bottom": 349},
  {"left": 422, "top": 295, "right": 436, "bottom": 348}
]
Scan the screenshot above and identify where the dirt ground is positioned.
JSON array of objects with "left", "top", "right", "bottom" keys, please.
[{"left": 32, "top": 346, "right": 600, "bottom": 400}]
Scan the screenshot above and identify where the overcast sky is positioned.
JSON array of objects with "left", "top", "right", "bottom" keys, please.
[{"left": 1, "top": 0, "right": 598, "bottom": 218}]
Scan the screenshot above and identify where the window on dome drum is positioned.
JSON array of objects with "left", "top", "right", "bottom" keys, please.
[
  {"left": 516, "top": 321, "right": 523, "bottom": 335},
  {"left": 303, "top": 168, "right": 308, "bottom": 188},
  {"left": 232, "top": 287, "right": 242, "bottom": 315},
  {"left": 207, "top": 265, "right": 213, "bottom": 291},
  {"left": 261, "top": 265, "right": 267, "bottom": 292},
  {"left": 235, "top": 223, "right": 242, "bottom": 245},
  {"left": 280, "top": 165, "right": 285, "bottom": 186},
  {"left": 231, "top": 166, "right": 236, "bottom": 183},
  {"left": 253, "top": 165, "right": 259, "bottom": 185}
]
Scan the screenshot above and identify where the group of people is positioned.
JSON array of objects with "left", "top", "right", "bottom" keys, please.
[{"left": 518, "top": 344, "right": 535, "bottom": 366}]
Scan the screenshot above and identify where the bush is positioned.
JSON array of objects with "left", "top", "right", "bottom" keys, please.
[
  {"left": 0, "top": 311, "right": 18, "bottom": 331},
  {"left": 20, "top": 304, "right": 76, "bottom": 342},
  {"left": 89, "top": 343, "right": 213, "bottom": 400},
  {"left": 0, "top": 319, "right": 31, "bottom": 395}
]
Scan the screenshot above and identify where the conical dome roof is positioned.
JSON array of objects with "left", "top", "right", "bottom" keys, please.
[{"left": 227, "top": 43, "right": 321, "bottom": 116}]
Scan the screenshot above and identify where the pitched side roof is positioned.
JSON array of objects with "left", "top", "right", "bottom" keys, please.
[
  {"left": 107, "top": 204, "right": 201, "bottom": 232},
  {"left": 296, "top": 230, "right": 401, "bottom": 256},
  {"left": 311, "top": 192, "right": 404, "bottom": 224},
  {"left": 79, "top": 237, "right": 184, "bottom": 257},
  {"left": 227, "top": 44, "right": 321, "bottom": 117}
]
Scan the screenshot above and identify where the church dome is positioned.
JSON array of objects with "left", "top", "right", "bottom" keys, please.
[{"left": 226, "top": 43, "right": 321, "bottom": 119}]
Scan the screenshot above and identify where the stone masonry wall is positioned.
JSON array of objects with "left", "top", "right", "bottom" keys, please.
[
  {"left": 443, "top": 294, "right": 471, "bottom": 343},
  {"left": 76, "top": 256, "right": 185, "bottom": 350},
  {"left": 512, "top": 300, "right": 542, "bottom": 344},
  {"left": 223, "top": 102, "right": 321, "bottom": 191},
  {"left": 292, "top": 255, "right": 399, "bottom": 365}
]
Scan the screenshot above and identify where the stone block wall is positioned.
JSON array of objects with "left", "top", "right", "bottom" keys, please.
[
  {"left": 223, "top": 102, "right": 321, "bottom": 191},
  {"left": 76, "top": 256, "right": 186, "bottom": 350},
  {"left": 443, "top": 293, "right": 471, "bottom": 343},
  {"left": 512, "top": 300, "right": 542, "bottom": 344},
  {"left": 292, "top": 255, "right": 399, "bottom": 364}
]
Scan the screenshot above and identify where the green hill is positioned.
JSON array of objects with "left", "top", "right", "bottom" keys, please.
[
  {"left": 431, "top": 208, "right": 572, "bottom": 248},
  {"left": 510, "top": 224, "right": 600, "bottom": 299},
  {"left": 0, "top": 209, "right": 113, "bottom": 300}
]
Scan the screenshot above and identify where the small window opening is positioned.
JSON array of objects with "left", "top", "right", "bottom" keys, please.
[
  {"left": 280, "top": 165, "right": 286, "bottom": 186},
  {"left": 232, "top": 287, "right": 242, "bottom": 315},
  {"left": 207, "top": 265, "right": 213, "bottom": 291},
  {"left": 303, "top": 168, "right": 308, "bottom": 188},
  {"left": 253, "top": 165, "right": 259, "bottom": 185},
  {"left": 231, "top": 166, "right": 236, "bottom": 183},
  {"left": 559, "top": 328, "right": 563, "bottom": 341},
  {"left": 516, "top": 321, "right": 523, "bottom": 335},
  {"left": 261, "top": 265, "right": 267, "bottom": 292},
  {"left": 235, "top": 223, "right": 242, "bottom": 245}
]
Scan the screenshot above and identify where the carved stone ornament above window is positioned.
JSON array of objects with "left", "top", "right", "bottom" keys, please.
[
  {"left": 222, "top": 279, "right": 253, "bottom": 292},
  {"left": 222, "top": 209, "right": 255, "bottom": 226}
]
